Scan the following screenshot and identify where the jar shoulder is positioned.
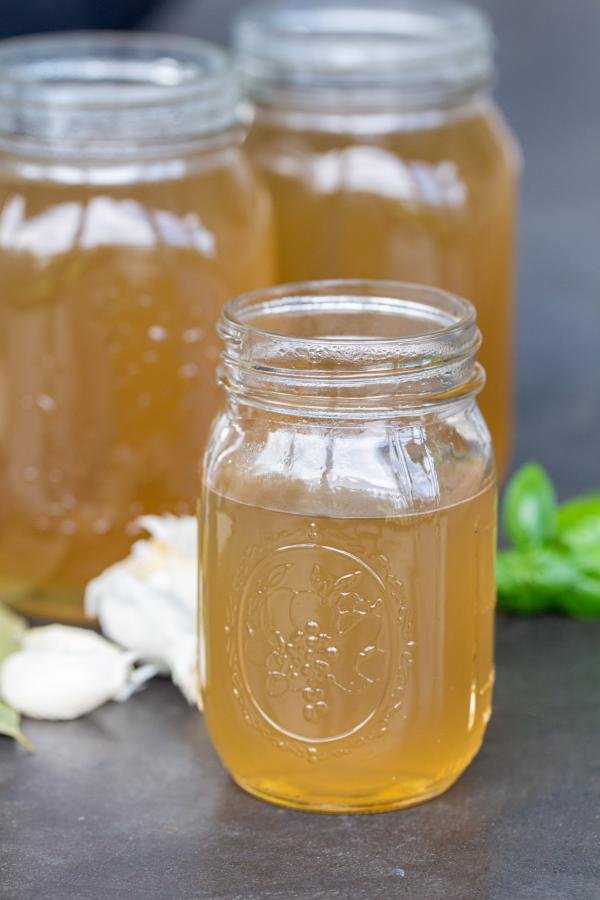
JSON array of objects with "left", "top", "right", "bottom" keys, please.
[
  {"left": 204, "top": 404, "right": 495, "bottom": 518},
  {"left": 247, "top": 101, "right": 521, "bottom": 182},
  {"left": 0, "top": 147, "right": 273, "bottom": 269},
  {"left": 0, "top": 146, "right": 268, "bottom": 220}
]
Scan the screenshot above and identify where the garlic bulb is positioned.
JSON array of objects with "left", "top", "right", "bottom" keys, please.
[
  {"left": 0, "top": 626, "right": 142, "bottom": 720},
  {"left": 85, "top": 515, "right": 198, "bottom": 705}
]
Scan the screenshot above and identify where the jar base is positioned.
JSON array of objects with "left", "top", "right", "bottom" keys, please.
[{"left": 230, "top": 761, "right": 477, "bottom": 815}]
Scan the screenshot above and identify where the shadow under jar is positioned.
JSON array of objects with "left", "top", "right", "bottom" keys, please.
[
  {"left": 200, "top": 280, "right": 496, "bottom": 813},
  {"left": 234, "top": 0, "right": 521, "bottom": 480},
  {"left": 0, "top": 33, "right": 274, "bottom": 621}
]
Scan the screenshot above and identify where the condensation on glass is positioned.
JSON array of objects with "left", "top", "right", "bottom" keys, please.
[
  {"left": 0, "top": 33, "right": 274, "bottom": 621},
  {"left": 200, "top": 280, "right": 496, "bottom": 813},
  {"left": 234, "top": 0, "right": 521, "bottom": 479}
]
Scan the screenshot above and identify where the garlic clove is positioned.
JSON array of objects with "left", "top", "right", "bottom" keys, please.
[
  {"left": 23, "top": 624, "right": 121, "bottom": 657},
  {"left": 0, "top": 625, "right": 136, "bottom": 721},
  {"left": 1, "top": 651, "right": 129, "bottom": 720},
  {"left": 85, "top": 515, "right": 198, "bottom": 705},
  {"left": 86, "top": 568, "right": 194, "bottom": 664}
]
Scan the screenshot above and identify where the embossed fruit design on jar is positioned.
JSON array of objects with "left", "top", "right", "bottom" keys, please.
[
  {"left": 200, "top": 280, "right": 496, "bottom": 813},
  {"left": 233, "top": 535, "right": 406, "bottom": 748}
]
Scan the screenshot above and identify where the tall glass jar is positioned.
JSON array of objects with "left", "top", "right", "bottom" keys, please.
[
  {"left": 0, "top": 34, "right": 274, "bottom": 621},
  {"left": 234, "top": 0, "right": 521, "bottom": 479},
  {"left": 200, "top": 280, "right": 496, "bottom": 813}
]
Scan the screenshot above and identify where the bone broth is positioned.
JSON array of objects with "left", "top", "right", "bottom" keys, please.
[
  {"left": 202, "top": 484, "right": 496, "bottom": 811},
  {"left": 199, "top": 280, "right": 496, "bottom": 812},
  {"left": 0, "top": 34, "right": 274, "bottom": 620},
  {"left": 235, "top": 0, "right": 520, "bottom": 477}
]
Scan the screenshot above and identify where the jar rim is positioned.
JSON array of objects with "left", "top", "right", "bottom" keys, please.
[
  {"left": 219, "top": 280, "right": 484, "bottom": 416},
  {"left": 233, "top": 0, "right": 494, "bottom": 111},
  {"left": 222, "top": 278, "right": 476, "bottom": 347},
  {"left": 0, "top": 32, "right": 240, "bottom": 153}
]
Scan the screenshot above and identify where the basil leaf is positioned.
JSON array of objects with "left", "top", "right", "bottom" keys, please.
[
  {"left": 496, "top": 546, "right": 580, "bottom": 614},
  {"left": 502, "top": 463, "right": 557, "bottom": 549},
  {"left": 558, "top": 494, "right": 600, "bottom": 552},
  {"left": 558, "top": 575, "right": 600, "bottom": 619},
  {"left": 570, "top": 547, "right": 600, "bottom": 578}
]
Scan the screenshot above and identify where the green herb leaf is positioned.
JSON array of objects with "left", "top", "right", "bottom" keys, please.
[
  {"left": 569, "top": 547, "right": 600, "bottom": 578},
  {"left": 0, "top": 601, "right": 32, "bottom": 750},
  {"left": 496, "top": 546, "right": 578, "bottom": 614},
  {"left": 558, "top": 493, "right": 600, "bottom": 552},
  {"left": 502, "top": 462, "right": 558, "bottom": 549},
  {"left": 497, "top": 465, "right": 600, "bottom": 618},
  {"left": 558, "top": 576, "right": 600, "bottom": 618}
]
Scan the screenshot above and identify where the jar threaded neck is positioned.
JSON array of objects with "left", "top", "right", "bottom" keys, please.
[
  {"left": 0, "top": 32, "right": 240, "bottom": 156},
  {"left": 218, "top": 280, "right": 484, "bottom": 418},
  {"left": 233, "top": 0, "right": 495, "bottom": 112}
]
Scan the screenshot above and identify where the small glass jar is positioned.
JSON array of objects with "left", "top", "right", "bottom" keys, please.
[
  {"left": 234, "top": 0, "right": 521, "bottom": 480},
  {"left": 0, "top": 33, "right": 274, "bottom": 621},
  {"left": 200, "top": 279, "right": 496, "bottom": 813}
]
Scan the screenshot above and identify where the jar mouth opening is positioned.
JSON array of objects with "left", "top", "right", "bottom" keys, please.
[
  {"left": 219, "top": 281, "right": 483, "bottom": 414},
  {"left": 222, "top": 279, "right": 476, "bottom": 359},
  {"left": 234, "top": 0, "right": 494, "bottom": 109},
  {"left": 0, "top": 32, "right": 239, "bottom": 151},
  {"left": 0, "top": 32, "right": 231, "bottom": 108}
]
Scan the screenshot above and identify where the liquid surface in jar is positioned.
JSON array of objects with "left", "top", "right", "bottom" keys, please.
[
  {"left": 0, "top": 160, "right": 273, "bottom": 620},
  {"left": 247, "top": 108, "right": 519, "bottom": 477},
  {"left": 201, "top": 481, "right": 496, "bottom": 813}
]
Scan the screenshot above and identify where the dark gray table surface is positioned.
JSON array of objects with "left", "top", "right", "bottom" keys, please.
[
  {"left": 2, "top": 617, "right": 600, "bottom": 900},
  {"left": 2, "top": 1, "right": 600, "bottom": 898}
]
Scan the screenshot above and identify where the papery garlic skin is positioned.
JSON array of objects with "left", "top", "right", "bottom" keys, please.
[
  {"left": 85, "top": 516, "right": 199, "bottom": 706},
  {"left": 0, "top": 626, "right": 134, "bottom": 720},
  {"left": 136, "top": 515, "right": 197, "bottom": 558}
]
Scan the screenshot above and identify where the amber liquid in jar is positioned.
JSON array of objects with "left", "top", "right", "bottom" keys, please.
[
  {"left": 0, "top": 35, "right": 274, "bottom": 620},
  {"left": 247, "top": 113, "right": 517, "bottom": 478},
  {"left": 236, "top": 0, "right": 521, "bottom": 478},
  {"left": 200, "top": 280, "right": 496, "bottom": 813},
  {"left": 202, "top": 483, "right": 496, "bottom": 813}
]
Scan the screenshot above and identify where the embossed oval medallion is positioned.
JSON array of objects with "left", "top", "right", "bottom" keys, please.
[{"left": 238, "top": 543, "right": 393, "bottom": 744}]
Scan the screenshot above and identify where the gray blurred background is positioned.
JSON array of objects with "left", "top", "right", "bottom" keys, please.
[{"left": 3, "top": 0, "right": 599, "bottom": 495}]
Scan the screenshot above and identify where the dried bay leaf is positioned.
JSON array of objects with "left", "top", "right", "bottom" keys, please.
[
  {"left": 0, "top": 601, "right": 32, "bottom": 749},
  {"left": 0, "top": 601, "right": 27, "bottom": 658},
  {"left": 0, "top": 699, "right": 33, "bottom": 750}
]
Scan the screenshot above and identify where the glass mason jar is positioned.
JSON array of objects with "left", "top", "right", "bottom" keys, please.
[
  {"left": 234, "top": 0, "right": 521, "bottom": 480},
  {"left": 200, "top": 280, "right": 496, "bottom": 813},
  {"left": 0, "top": 33, "right": 274, "bottom": 621}
]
